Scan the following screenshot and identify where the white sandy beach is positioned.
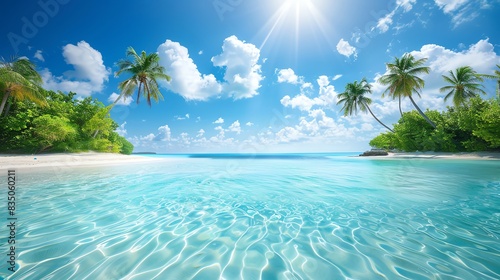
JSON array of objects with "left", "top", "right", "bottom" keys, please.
[
  {"left": 0, "top": 152, "right": 499, "bottom": 170},
  {"left": 386, "top": 152, "right": 500, "bottom": 160},
  {"left": 0, "top": 152, "right": 170, "bottom": 170}
]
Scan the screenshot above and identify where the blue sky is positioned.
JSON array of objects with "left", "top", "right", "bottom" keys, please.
[{"left": 2, "top": 0, "right": 500, "bottom": 153}]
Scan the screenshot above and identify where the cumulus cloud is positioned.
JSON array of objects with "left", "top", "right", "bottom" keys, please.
[
  {"left": 281, "top": 75, "right": 339, "bottom": 112},
  {"left": 157, "top": 125, "right": 172, "bottom": 141},
  {"left": 158, "top": 36, "right": 263, "bottom": 101},
  {"left": 277, "top": 68, "right": 301, "bottom": 84},
  {"left": 41, "top": 41, "right": 110, "bottom": 97},
  {"left": 246, "top": 122, "right": 254, "bottom": 127},
  {"left": 212, "top": 36, "right": 264, "bottom": 99},
  {"left": 108, "top": 92, "right": 133, "bottom": 106},
  {"left": 276, "top": 127, "right": 306, "bottom": 143},
  {"left": 34, "top": 50, "right": 44, "bottom": 62},
  {"left": 228, "top": 120, "right": 242, "bottom": 134},
  {"left": 213, "top": 117, "right": 224, "bottom": 124},
  {"left": 157, "top": 40, "right": 222, "bottom": 101},
  {"left": 410, "top": 39, "right": 500, "bottom": 93},
  {"left": 336, "top": 39, "right": 357, "bottom": 58}
]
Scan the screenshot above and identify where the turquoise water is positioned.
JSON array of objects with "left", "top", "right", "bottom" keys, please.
[{"left": 1, "top": 153, "right": 499, "bottom": 279}]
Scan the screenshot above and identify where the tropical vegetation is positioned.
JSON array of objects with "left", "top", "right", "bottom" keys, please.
[
  {"left": 440, "top": 66, "right": 486, "bottom": 107},
  {"left": 337, "top": 78, "right": 394, "bottom": 132},
  {"left": 0, "top": 57, "right": 47, "bottom": 116},
  {"left": 0, "top": 90, "right": 133, "bottom": 154},
  {"left": 378, "top": 53, "right": 436, "bottom": 128},
  {"left": 364, "top": 54, "right": 500, "bottom": 152},
  {"left": 114, "top": 47, "right": 171, "bottom": 106}
]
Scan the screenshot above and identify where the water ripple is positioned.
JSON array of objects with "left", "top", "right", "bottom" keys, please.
[{"left": 2, "top": 158, "right": 499, "bottom": 279}]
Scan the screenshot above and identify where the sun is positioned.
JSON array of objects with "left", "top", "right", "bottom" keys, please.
[{"left": 257, "top": 0, "right": 336, "bottom": 58}]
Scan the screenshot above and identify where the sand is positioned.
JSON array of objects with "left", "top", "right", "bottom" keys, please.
[
  {"left": 0, "top": 152, "right": 170, "bottom": 170},
  {"left": 386, "top": 151, "right": 500, "bottom": 160},
  {"left": 1, "top": 151, "right": 499, "bottom": 170}
]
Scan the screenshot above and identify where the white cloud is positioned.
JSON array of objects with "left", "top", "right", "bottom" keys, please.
[
  {"left": 277, "top": 68, "right": 301, "bottom": 84},
  {"left": 332, "top": 74, "right": 343, "bottom": 81},
  {"left": 116, "top": 122, "right": 127, "bottom": 136},
  {"left": 434, "top": 0, "right": 492, "bottom": 26},
  {"left": 158, "top": 40, "right": 222, "bottom": 101},
  {"left": 141, "top": 133, "right": 155, "bottom": 142},
  {"left": 198, "top": 50, "right": 203, "bottom": 55},
  {"left": 41, "top": 41, "right": 110, "bottom": 97},
  {"left": 34, "top": 50, "right": 44, "bottom": 62},
  {"left": 157, "top": 125, "right": 172, "bottom": 141},
  {"left": 197, "top": 129, "right": 205, "bottom": 137},
  {"left": 213, "top": 117, "right": 224, "bottom": 124},
  {"left": 108, "top": 92, "right": 133, "bottom": 106},
  {"left": 281, "top": 75, "right": 339, "bottom": 112},
  {"left": 212, "top": 36, "right": 264, "bottom": 99},
  {"left": 228, "top": 120, "right": 242, "bottom": 134},
  {"left": 176, "top": 114, "right": 190, "bottom": 120},
  {"left": 434, "top": 0, "right": 468, "bottom": 13},
  {"left": 410, "top": 39, "right": 500, "bottom": 92},
  {"left": 376, "top": 12, "right": 394, "bottom": 33},
  {"left": 397, "top": 0, "right": 417, "bottom": 12},
  {"left": 374, "top": 0, "right": 416, "bottom": 33},
  {"left": 158, "top": 36, "right": 263, "bottom": 101},
  {"left": 214, "top": 126, "right": 225, "bottom": 137},
  {"left": 336, "top": 39, "right": 357, "bottom": 58},
  {"left": 276, "top": 127, "right": 306, "bottom": 143},
  {"left": 246, "top": 122, "right": 254, "bottom": 127}
]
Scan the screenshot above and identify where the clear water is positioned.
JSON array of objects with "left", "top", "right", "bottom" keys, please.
[{"left": 1, "top": 153, "right": 499, "bottom": 279}]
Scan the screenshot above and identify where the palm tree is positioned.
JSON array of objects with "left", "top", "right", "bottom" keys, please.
[
  {"left": 114, "top": 47, "right": 171, "bottom": 106},
  {"left": 337, "top": 78, "right": 394, "bottom": 133},
  {"left": 378, "top": 53, "right": 436, "bottom": 128},
  {"left": 479, "top": 64, "right": 500, "bottom": 100},
  {"left": 440, "top": 66, "right": 486, "bottom": 107},
  {"left": 0, "top": 57, "right": 46, "bottom": 116}
]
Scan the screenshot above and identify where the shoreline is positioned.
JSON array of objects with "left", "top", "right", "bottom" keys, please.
[
  {"left": 1, "top": 151, "right": 499, "bottom": 170},
  {"left": 0, "top": 152, "right": 171, "bottom": 170},
  {"left": 384, "top": 151, "right": 500, "bottom": 160}
]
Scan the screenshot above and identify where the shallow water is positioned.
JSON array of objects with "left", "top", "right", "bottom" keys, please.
[{"left": 1, "top": 154, "right": 499, "bottom": 279}]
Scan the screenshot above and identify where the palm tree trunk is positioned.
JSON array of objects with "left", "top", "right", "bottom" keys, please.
[
  {"left": 0, "top": 91, "right": 11, "bottom": 116},
  {"left": 366, "top": 105, "right": 394, "bottom": 133},
  {"left": 398, "top": 95, "right": 403, "bottom": 117},
  {"left": 3, "top": 100, "right": 12, "bottom": 117},
  {"left": 93, "top": 130, "right": 99, "bottom": 138},
  {"left": 408, "top": 95, "right": 436, "bottom": 128}
]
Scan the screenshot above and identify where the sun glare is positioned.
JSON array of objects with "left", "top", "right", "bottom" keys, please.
[{"left": 257, "top": 0, "right": 337, "bottom": 60}]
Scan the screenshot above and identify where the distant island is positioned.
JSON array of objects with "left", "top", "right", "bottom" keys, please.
[{"left": 132, "top": 152, "right": 157, "bottom": 155}]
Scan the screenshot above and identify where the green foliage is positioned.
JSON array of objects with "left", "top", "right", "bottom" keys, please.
[
  {"left": 369, "top": 133, "right": 397, "bottom": 150},
  {"left": 32, "top": 115, "right": 77, "bottom": 152},
  {"left": 119, "top": 136, "right": 134, "bottom": 154},
  {"left": 369, "top": 96, "right": 500, "bottom": 152},
  {"left": 82, "top": 106, "right": 115, "bottom": 138},
  {"left": 0, "top": 90, "right": 133, "bottom": 154},
  {"left": 473, "top": 99, "right": 500, "bottom": 148},
  {"left": 115, "top": 47, "right": 171, "bottom": 106}
]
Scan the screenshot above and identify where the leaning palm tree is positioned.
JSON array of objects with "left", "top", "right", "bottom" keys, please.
[
  {"left": 440, "top": 66, "right": 486, "bottom": 107},
  {"left": 114, "top": 47, "right": 171, "bottom": 106},
  {"left": 0, "top": 57, "right": 46, "bottom": 116},
  {"left": 337, "top": 78, "right": 394, "bottom": 133},
  {"left": 378, "top": 53, "right": 436, "bottom": 128}
]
